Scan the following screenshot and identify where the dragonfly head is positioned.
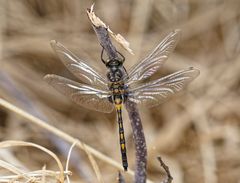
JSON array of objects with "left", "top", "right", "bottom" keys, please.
[
  {"left": 101, "top": 49, "right": 125, "bottom": 68},
  {"left": 106, "top": 58, "right": 123, "bottom": 68}
]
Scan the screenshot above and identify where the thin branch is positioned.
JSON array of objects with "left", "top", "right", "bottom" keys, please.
[
  {"left": 118, "top": 172, "right": 125, "bottom": 183},
  {"left": 87, "top": 5, "right": 147, "bottom": 183},
  {"left": 157, "top": 157, "right": 173, "bottom": 183}
]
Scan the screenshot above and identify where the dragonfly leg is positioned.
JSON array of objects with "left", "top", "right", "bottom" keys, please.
[
  {"left": 101, "top": 47, "right": 107, "bottom": 65},
  {"left": 117, "top": 51, "right": 125, "bottom": 62}
]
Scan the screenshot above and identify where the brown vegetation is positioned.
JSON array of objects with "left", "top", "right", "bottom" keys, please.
[{"left": 0, "top": 1, "right": 240, "bottom": 182}]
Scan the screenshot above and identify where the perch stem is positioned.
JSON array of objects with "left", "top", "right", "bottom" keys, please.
[{"left": 87, "top": 7, "right": 147, "bottom": 183}]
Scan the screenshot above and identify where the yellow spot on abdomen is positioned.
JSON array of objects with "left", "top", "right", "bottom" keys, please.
[
  {"left": 120, "top": 133, "right": 124, "bottom": 139},
  {"left": 121, "top": 144, "right": 125, "bottom": 150},
  {"left": 115, "top": 104, "right": 122, "bottom": 110}
]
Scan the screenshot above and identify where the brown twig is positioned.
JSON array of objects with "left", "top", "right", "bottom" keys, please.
[
  {"left": 118, "top": 172, "right": 125, "bottom": 183},
  {"left": 125, "top": 100, "right": 147, "bottom": 183},
  {"left": 157, "top": 157, "right": 173, "bottom": 183},
  {"left": 87, "top": 5, "right": 147, "bottom": 183}
]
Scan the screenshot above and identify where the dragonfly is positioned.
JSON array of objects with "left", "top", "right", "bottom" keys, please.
[{"left": 44, "top": 30, "right": 200, "bottom": 171}]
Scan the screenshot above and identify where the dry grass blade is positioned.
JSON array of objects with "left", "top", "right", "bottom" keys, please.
[
  {"left": 41, "top": 165, "right": 47, "bottom": 183},
  {"left": 0, "top": 159, "right": 30, "bottom": 180},
  {"left": 0, "top": 98, "right": 122, "bottom": 170},
  {"left": 82, "top": 143, "right": 104, "bottom": 183},
  {"left": 0, "top": 140, "right": 65, "bottom": 182},
  {"left": 0, "top": 98, "right": 154, "bottom": 182},
  {"left": 65, "top": 140, "right": 78, "bottom": 183},
  {"left": 0, "top": 169, "right": 71, "bottom": 182}
]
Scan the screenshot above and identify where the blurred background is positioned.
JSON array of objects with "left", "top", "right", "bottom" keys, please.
[{"left": 0, "top": 0, "right": 240, "bottom": 182}]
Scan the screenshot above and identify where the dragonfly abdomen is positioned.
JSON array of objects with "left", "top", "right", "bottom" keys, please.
[
  {"left": 111, "top": 87, "right": 128, "bottom": 171},
  {"left": 116, "top": 105, "right": 128, "bottom": 171}
]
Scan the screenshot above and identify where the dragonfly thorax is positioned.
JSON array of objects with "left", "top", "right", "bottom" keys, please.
[
  {"left": 107, "top": 67, "right": 123, "bottom": 82},
  {"left": 109, "top": 81, "right": 126, "bottom": 103}
]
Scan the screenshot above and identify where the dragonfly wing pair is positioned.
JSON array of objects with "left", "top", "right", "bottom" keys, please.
[
  {"left": 50, "top": 40, "right": 108, "bottom": 88},
  {"left": 127, "top": 67, "right": 199, "bottom": 107},
  {"left": 44, "top": 30, "right": 200, "bottom": 112},
  {"left": 125, "top": 29, "right": 181, "bottom": 85},
  {"left": 45, "top": 75, "right": 114, "bottom": 113},
  {"left": 45, "top": 41, "right": 114, "bottom": 113}
]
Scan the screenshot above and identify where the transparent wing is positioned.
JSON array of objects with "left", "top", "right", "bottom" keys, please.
[
  {"left": 127, "top": 67, "right": 200, "bottom": 108},
  {"left": 50, "top": 40, "right": 108, "bottom": 89},
  {"left": 125, "top": 30, "right": 181, "bottom": 85},
  {"left": 44, "top": 74, "right": 114, "bottom": 113}
]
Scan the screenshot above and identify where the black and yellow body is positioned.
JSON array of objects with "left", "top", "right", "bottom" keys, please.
[
  {"left": 115, "top": 96, "right": 128, "bottom": 171},
  {"left": 105, "top": 55, "right": 129, "bottom": 171},
  {"left": 109, "top": 81, "right": 128, "bottom": 171}
]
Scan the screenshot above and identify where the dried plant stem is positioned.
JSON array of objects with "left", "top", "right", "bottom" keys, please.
[
  {"left": 157, "top": 157, "right": 173, "bottom": 183},
  {"left": 125, "top": 100, "right": 147, "bottom": 183},
  {"left": 118, "top": 172, "right": 125, "bottom": 183},
  {"left": 0, "top": 98, "right": 156, "bottom": 182},
  {"left": 0, "top": 140, "right": 66, "bottom": 182},
  {"left": 87, "top": 6, "right": 147, "bottom": 183},
  {"left": 0, "top": 98, "right": 135, "bottom": 179}
]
